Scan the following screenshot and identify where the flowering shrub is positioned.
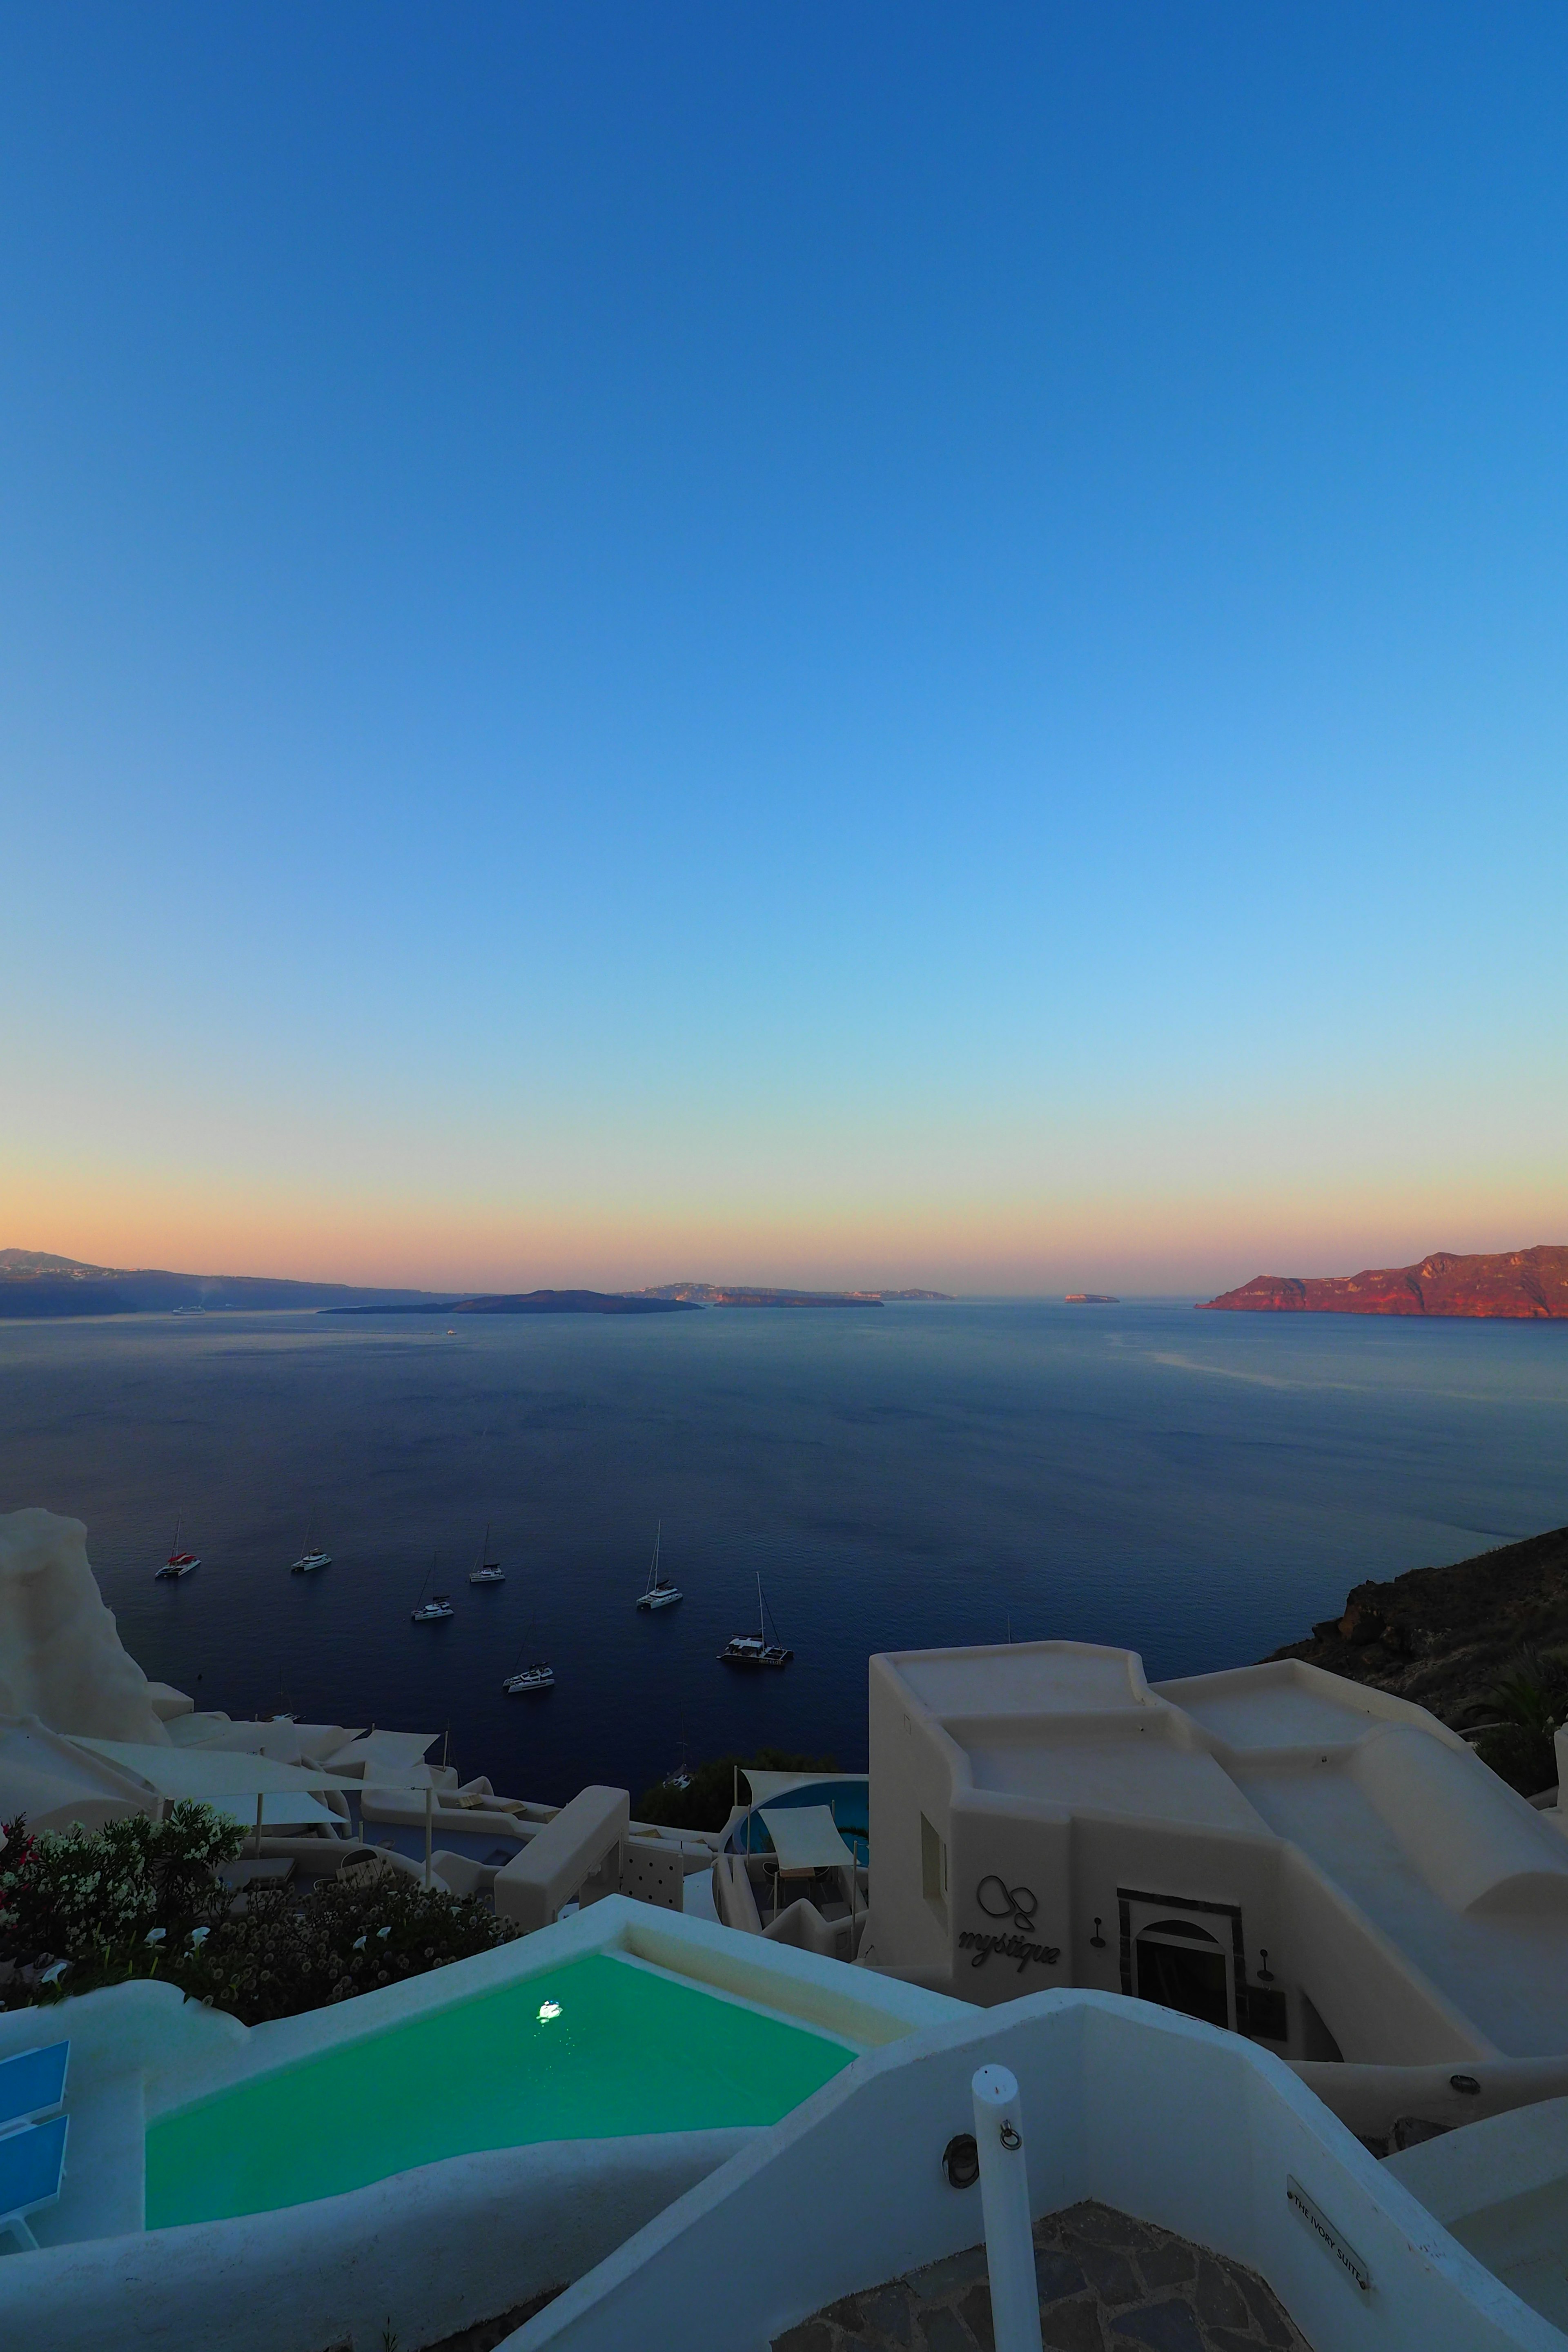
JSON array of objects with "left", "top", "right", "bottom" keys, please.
[
  {"left": 0, "top": 1809, "right": 515, "bottom": 2023},
  {"left": 0, "top": 1802, "right": 243, "bottom": 1986},
  {"left": 178, "top": 1866, "right": 517, "bottom": 2025}
]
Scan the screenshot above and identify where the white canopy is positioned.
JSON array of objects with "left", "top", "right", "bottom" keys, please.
[
  {"left": 0, "top": 1717, "right": 158, "bottom": 1835},
  {"left": 205, "top": 1790, "right": 342, "bottom": 1829},
  {"left": 760, "top": 1804, "right": 858, "bottom": 1875},
  {"left": 741, "top": 1769, "right": 866, "bottom": 1809},
  {"left": 69, "top": 1738, "right": 361, "bottom": 1799},
  {"left": 181, "top": 1721, "right": 363, "bottom": 1769},
  {"left": 329, "top": 1729, "right": 438, "bottom": 1780}
]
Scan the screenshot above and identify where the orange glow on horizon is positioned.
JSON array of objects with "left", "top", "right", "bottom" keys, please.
[{"left": 4, "top": 1158, "right": 1563, "bottom": 1299}]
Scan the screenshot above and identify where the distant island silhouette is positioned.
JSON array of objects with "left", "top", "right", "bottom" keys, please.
[
  {"left": 0, "top": 1249, "right": 436, "bottom": 1318},
  {"left": 332, "top": 1290, "right": 698, "bottom": 1316},
  {"left": 0, "top": 1251, "right": 957, "bottom": 1318},
  {"left": 1201, "top": 1244, "right": 1568, "bottom": 1319},
  {"left": 630, "top": 1283, "right": 953, "bottom": 1307}
]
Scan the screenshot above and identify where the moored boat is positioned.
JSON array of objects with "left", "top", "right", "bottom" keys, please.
[
  {"left": 502, "top": 1660, "right": 554, "bottom": 1693},
  {"left": 156, "top": 1516, "right": 200, "bottom": 1579},
  {"left": 719, "top": 1574, "right": 792, "bottom": 1668},
  {"left": 635, "top": 1520, "right": 682, "bottom": 1611},
  {"left": 469, "top": 1522, "right": 505, "bottom": 1584},
  {"left": 412, "top": 1594, "right": 454, "bottom": 1623}
]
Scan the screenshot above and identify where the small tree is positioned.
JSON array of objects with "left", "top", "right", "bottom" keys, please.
[{"left": 635, "top": 1748, "right": 840, "bottom": 1834}]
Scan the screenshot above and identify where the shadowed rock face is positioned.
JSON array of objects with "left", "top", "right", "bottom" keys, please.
[
  {"left": 0, "top": 1508, "right": 171, "bottom": 1741},
  {"left": 1200, "top": 1244, "right": 1568, "bottom": 1318}
]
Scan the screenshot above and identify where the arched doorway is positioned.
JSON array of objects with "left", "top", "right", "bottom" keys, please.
[{"left": 1133, "top": 1915, "right": 1233, "bottom": 2029}]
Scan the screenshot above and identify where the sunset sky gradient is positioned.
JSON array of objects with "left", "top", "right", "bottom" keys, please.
[{"left": 3, "top": 5, "right": 1566, "bottom": 1293}]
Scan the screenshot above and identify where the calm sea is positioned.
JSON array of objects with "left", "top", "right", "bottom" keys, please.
[{"left": 3, "top": 1302, "right": 1565, "bottom": 1804}]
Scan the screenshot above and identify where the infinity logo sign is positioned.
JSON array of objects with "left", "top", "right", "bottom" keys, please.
[{"left": 976, "top": 1874, "right": 1038, "bottom": 1931}]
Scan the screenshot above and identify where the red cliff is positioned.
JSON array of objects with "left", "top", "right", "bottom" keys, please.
[{"left": 1199, "top": 1245, "right": 1568, "bottom": 1319}]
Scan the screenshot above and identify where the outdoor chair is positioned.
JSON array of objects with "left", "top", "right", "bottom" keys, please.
[
  {"left": 0, "top": 2043, "right": 68, "bottom": 2132},
  {"left": 0, "top": 2113, "right": 68, "bottom": 2252}
]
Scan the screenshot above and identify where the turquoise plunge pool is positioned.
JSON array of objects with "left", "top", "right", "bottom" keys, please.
[{"left": 145, "top": 1952, "right": 855, "bottom": 2227}]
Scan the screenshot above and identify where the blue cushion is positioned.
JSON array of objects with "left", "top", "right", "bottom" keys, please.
[
  {"left": 0, "top": 2043, "right": 68, "bottom": 2128},
  {"left": 0, "top": 2114, "right": 68, "bottom": 2223}
]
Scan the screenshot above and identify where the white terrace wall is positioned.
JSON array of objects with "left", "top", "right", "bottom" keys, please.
[
  {"left": 0, "top": 2129, "right": 755, "bottom": 2352},
  {"left": 513, "top": 1991, "right": 1563, "bottom": 2352},
  {"left": 867, "top": 1654, "right": 966, "bottom": 1981}
]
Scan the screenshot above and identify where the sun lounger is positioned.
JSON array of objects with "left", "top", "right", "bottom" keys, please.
[
  {"left": 0, "top": 2113, "right": 68, "bottom": 2250},
  {"left": 0, "top": 2044, "right": 67, "bottom": 2132}
]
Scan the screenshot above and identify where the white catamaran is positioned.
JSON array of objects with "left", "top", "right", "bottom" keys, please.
[
  {"left": 635, "top": 1521, "right": 682, "bottom": 1611},
  {"left": 410, "top": 1559, "right": 454, "bottom": 1622},
  {"left": 290, "top": 1524, "right": 330, "bottom": 1574},
  {"left": 469, "top": 1523, "right": 505, "bottom": 1585},
  {"left": 155, "top": 1516, "right": 200, "bottom": 1580},
  {"left": 718, "top": 1573, "right": 793, "bottom": 1669}
]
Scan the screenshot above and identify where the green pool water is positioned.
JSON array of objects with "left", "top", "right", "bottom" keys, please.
[{"left": 145, "top": 1952, "right": 855, "bottom": 2227}]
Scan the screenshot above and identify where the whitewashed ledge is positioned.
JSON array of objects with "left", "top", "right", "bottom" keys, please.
[{"left": 0, "top": 2128, "right": 755, "bottom": 2352}]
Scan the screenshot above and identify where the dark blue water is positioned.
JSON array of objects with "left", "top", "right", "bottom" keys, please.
[{"left": 2, "top": 1302, "right": 1565, "bottom": 1804}]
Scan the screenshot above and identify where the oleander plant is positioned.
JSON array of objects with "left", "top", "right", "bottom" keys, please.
[{"left": 0, "top": 1803, "right": 515, "bottom": 2023}]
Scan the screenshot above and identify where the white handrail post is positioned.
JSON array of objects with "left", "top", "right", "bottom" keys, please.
[{"left": 972, "top": 2063, "right": 1043, "bottom": 2352}]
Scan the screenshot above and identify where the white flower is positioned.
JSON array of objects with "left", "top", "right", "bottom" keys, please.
[
  {"left": 39, "top": 1960, "right": 69, "bottom": 1984},
  {"left": 145, "top": 1927, "right": 166, "bottom": 1945},
  {"left": 352, "top": 1934, "right": 367, "bottom": 1951},
  {"left": 189, "top": 1926, "right": 209, "bottom": 1946},
  {"left": 377, "top": 1926, "right": 392, "bottom": 1940}
]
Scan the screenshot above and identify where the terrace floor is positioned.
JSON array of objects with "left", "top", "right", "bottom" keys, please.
[{"left": 772, "top": 2199, "right": 1312, "bottom": 2352}]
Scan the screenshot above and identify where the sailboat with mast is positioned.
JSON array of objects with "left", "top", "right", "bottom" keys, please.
[
  {"left": 718, "top": 1574, "right": 793, "bottom": 1668},
  {"left": 155, "top": 1515, "right": 200, "bottom": 1580},
  {"left": 290, "top": 1523, "right": 330, "bottom": 1574},
  {"left": 410, "top": 1557, "right": 454, "bottom": 1623},
  {"left": 468, "top": 1523, "right": 505, "bottom": 1585},
  {"left": 635, "top": 1521, "right": 682, "bottom": 1611},
  {"left": 501, "top": 1628, "right": 554, "bottom": 1695}
]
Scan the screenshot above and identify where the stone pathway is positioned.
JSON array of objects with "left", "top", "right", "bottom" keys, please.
[{"left": 773, "top": 2199, "right": 1312, "bottom": 2352}]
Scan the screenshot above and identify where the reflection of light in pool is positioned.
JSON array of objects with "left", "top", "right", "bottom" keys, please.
[{"left": 538, "top": 2000, "right": 562, "bottom": 2022}]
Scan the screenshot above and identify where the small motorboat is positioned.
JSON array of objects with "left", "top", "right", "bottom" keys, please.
[
  {"left": 156, "top": 1517, "right": 200, "bottom": 1579},
  {"left": 635, "top": 1520, "right": 682, "bottom": 1611},
  {"left": 502, "top": 1662, "right": 554, "bottom": 1694},
  {"left": 469, "top": 1523, "right": 505, "bottom": 1585},
  {"left": 412, "top": 1594, "right": 454, "bottom": 1623},
  {"left": 718, "top": 1574, "right": 793, "bottom": 1668}
]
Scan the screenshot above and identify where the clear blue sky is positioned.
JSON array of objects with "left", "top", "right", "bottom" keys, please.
[{"left": 3, "top": 4, "right": 1565, "bottom": 1290}]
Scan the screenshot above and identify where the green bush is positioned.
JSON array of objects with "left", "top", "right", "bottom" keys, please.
[
  {"left": 1473, "top": 1647, "right": 1568, "bottom": 1797},
  {"left": 176, "top": 1867, "right": 517, "bottom": 2025},
  {"left": 635, "top": 1747, "right": 839, "bottom": 1833},
  {"left": 0, "top": 1802, "right": 243, "bottom": 1980},
  {"left": 0, "top": 1806, "right": 516, "bottom": 2024}
]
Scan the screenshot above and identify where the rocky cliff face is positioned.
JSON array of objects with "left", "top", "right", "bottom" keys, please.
[
  {"left": 1200, "top": 1244, "right": 1568, "bottom": 1317},
  {"left": 0, "top": 1509, "right": 171, "bottom": 1741},
  {"left": 1267, "top": 1523, "right": 1568, "bottom": 1785}
]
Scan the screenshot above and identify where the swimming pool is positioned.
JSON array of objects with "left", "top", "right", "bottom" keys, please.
[{"left": 145, "top": 1951, "right": 856, "bottom": 2228}]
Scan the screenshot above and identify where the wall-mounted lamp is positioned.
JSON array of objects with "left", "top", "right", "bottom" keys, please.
[
  {"left": 1089, "top": 1915, "right": 1107, "bottom": 1949},
  {"left": 1257, "top": 1948, "right": 1274, "bottom": 1983}
]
